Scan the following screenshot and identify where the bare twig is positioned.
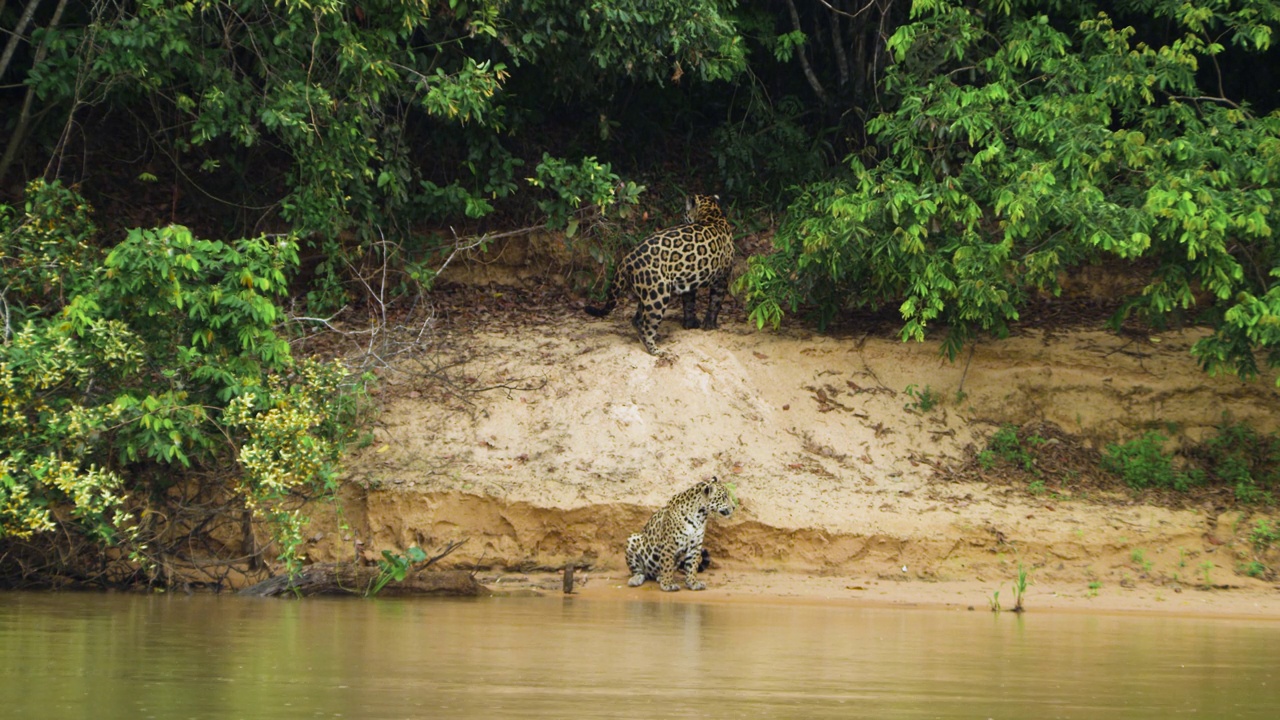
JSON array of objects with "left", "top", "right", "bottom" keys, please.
[
  {"left": 1164, "top": 93, "right": 1244, "bottom": 111},
  {"left": 817, "top": 0, "right": 878, "bottom": 21},
  {"left": 1, "top": 285, "right": 12, "bottom": 343},
  {"left": 417, "top": 538, "right": 467, "bottom": 571},
  {"left": 957, "top": 342, "right": 976, "bottom": 396}
]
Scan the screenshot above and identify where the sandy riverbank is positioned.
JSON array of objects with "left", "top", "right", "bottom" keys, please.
[{"left": 302, "top": 283, "right": 1280, "bottom": 620}]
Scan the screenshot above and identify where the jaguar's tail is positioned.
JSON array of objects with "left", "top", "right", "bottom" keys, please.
[
  {"left": 697, "top": 548, "right": 711, "bottom": 573},
  {"left": 584, "top": 281, "right": 620, "bottom": 317},
  {"left": 584, "top": 298, "right": 616, "bottom": 317}
]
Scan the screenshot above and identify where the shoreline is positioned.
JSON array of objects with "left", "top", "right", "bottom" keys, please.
[{"left": 482, "top": 569, "right": 1280, "bottom": 621}]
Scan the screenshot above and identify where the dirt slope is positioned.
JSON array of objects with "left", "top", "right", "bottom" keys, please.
[{"left": 306, "top": 285, "right": 1280, "bottom": 616}]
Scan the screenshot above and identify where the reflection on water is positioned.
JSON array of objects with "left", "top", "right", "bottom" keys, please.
[{"left": 2, "top": 591, "right": 1278, "bottom": 719}]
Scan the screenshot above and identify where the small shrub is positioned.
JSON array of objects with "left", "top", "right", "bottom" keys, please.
[
  {"left": 1101, "top": 432, "right": 1199, "bottom": 491},
  {"left": 1251, "top": 520, "right": 1280, "bottom": 554},
  {"left": 371, "top": 546, "right": 429, "bottom": 596},
  {"left": 1194, "top": 419, "right": 1280, "bottom": 503},
  {"left": 1199, "top": 560, "right": 1216, "bottom": 588},
  {"left": 723, "top": 482, "right": 740, "bottom": 509},
  {"left": 1011, "top": 563, "right": 1031, "bottom": 612},
  {"left": 1235, "top": 483, "right": 1274, "bottom": 505},
  {"left": 1130, "top": 549, "right": 1153, "bottom": 573},
  {"left": 903, "top": 384, "right": 938, "bottom": 413},
  {"left": 989, "top": 424, "right": 1021, "bottom": 455},
  {"left": 1242, "top": 561, "right": 1268, "bottom": 579},
  {"left": 983, "top": 424, "right": 1040, "bottom": 474},
  {"left": 978, "top": 449, "right": 998, "bottom": 470}
]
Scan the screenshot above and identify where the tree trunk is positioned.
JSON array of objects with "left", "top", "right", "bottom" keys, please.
[{"left": 0, "top": 0, "right": 68, "bottom": 184}]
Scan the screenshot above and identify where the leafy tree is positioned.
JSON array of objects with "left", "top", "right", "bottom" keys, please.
[
  {"left": 2, "top": 0, "right": 745, "bottom": 308},
  {"left": 1, "top": 181, "right": 362, "bottom": 584},
  {"left": 739, "top": 0, "right": 1280, "bottom": 382}
]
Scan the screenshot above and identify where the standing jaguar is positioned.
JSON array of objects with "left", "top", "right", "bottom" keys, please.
[
  {"left": 625, "top": 477, "right": 736, "bottom": 592},
  {"left": 585, "top": 194, "right": 734, "bottom": 355}
]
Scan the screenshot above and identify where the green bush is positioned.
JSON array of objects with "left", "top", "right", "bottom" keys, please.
[
  {"left": 903, "top": 384, "right": 939, "bottom": 413},
  {"left": 738, "top": 0, "right": 1280, "bottom": 377},
  {"left": 1251, "top": 519, "right": 1280, "bottom": 554},
  {"left": 711, "top": 93, "right": 830, "bottom": 203},
  {"left": 978, "top": 423, "right": 1045, "bottom": 474},
  {"left": 1196, "top": 418, "right": 1280, "bottom": 503},
  {"left": 1, "top": 183, "right": 364, "bottom": 582},
  {"left": 0, "top": 180, "right": 100, "bottom": 316},
  {"left": 1102, "top": 432, "right": 1200, "bottom": 491},
  {"left": 1095, "top": 421, "right": 1280, "bottom": 499}
]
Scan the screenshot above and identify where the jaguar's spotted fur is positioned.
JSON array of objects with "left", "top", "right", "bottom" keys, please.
[
  {"left": 585, "top": 194, "right": 734, "bottom": 354},
  {"left": 625, "top": 478, "right": 736, "bottom": 592}
]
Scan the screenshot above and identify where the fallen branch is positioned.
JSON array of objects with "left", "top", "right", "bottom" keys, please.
[{"left": 238, "top": 564, "right": 486, "bottom": 598}]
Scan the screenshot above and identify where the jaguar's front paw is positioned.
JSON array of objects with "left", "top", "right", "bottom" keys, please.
[
  {"left": 659, "top": 582, "right": 681, "bottom": 592},
  {"left": 686, "top": 579, "right": 706, "bottom": 591},
  {"left": 628, "top": 574, "right": 646, "bottom": 587}
]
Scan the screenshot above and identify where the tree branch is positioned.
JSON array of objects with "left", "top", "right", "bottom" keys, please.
[
  {"left": 784, "top": 0, "right": 829, "bottom": 104},
  {"left": 829, "top": 1, "right": 850, "bottom": 90},
  {"left": 817, "top": 0, "right": 878, "bottom": 21},
  {"left": 0, "top": 0, "right": 68, "bottom": 184},
  {"left": 0, "top": 0, "right": 43, "bottom": 82}
]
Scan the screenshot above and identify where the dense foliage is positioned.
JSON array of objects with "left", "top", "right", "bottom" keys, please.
[
  {"left": 1, "top": 181, "right": 362, "bottom": 584},
  {"left": 981, "top": 418, "right": 1280, "bottom": 504},
  {"left": 739, "top": 0, "right": 1280, "bottom": 383}
]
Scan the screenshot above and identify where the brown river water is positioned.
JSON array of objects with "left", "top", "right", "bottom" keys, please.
[{"left": 1, "top": 591, "right": 1278, "bottom": 719}]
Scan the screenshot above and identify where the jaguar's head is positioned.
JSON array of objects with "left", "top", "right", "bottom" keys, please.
[
  {"left": 684, "top": 194, "right": 724, "bottom": 224},
  {"left": 700, "top": 477, "right": 736, "bottom": 517}
]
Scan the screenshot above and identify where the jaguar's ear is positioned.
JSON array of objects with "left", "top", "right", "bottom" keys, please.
[{"left": 702, "top": 477, "right": 719, "bottom": 496}]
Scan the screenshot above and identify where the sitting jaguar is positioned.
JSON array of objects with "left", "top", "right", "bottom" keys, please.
[
  {"left": 585, "top": 194, "right": 734, "bottom": 355},
  {"left": 626, "top": 477, "right": 736, "bottom": 591}
]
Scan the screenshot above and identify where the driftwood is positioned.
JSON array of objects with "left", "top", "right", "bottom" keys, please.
[{"left": 238, "top": 564, "right": 486, "bottom": 598}]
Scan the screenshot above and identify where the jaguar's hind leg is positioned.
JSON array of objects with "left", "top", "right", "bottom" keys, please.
[
  {"left": 625, "top": 534, "right": 648, "bottom": 586},
  {"left": 681, "top": 548, "right": 707, "bottom": 591},
  {"left": 681, "top": 289, "right": 701, "bottom": 329},
  {"left": 638, "top": 296, "right": 668, "bottom": 355},
  {"left": 702, "top": 273, "right": 730, "bottom": 330}
]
